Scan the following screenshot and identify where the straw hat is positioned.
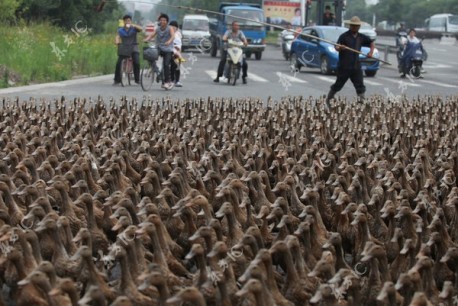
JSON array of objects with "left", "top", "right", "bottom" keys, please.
[{"left": 348, "top": 16, "right": 362, "bottom": 26}]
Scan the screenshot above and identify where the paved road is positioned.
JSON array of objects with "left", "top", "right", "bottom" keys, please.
[{"left": 0, "top": 40, "right": 456, "bottom": 102}]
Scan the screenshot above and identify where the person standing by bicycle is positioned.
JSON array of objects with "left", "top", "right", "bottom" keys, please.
[
  {"left": 114, "top": 14, "right": 142, "bottom": 86},
  {"left": 144, "top": 13, "right": 175, "bottom": 90}
]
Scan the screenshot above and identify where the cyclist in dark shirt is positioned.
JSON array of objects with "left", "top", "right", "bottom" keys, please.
[
  {"left": 114, "top": 14, "right": 142, "bottom": 85},
  {"left": 326, "top": 16, "right": 374, "bottom": 106}
]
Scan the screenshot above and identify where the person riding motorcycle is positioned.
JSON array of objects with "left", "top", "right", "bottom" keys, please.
[
  {"left": 213, "top": 21, "right": 248, "bottom": 84},
  {"left": 400, "top": 29, "right": 427, "bottom": 78}
]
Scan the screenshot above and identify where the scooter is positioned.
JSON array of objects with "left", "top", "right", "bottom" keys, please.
[
  {"left": 281, "top": 32, "right": 295, "bottom": 60},
  {"left": 224, "top": 39, "right": 245, "bottom": 86},
  {"left": 401, "top": 40, "right": 427, "bottom": 78}
]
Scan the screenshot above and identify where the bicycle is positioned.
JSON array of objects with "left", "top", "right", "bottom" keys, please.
[
  {"left": 121, "top": 56, "right": 134, "bottom": 86},
  {"left": 117, "top": 43, "right": 135, "bottom": 87},
  {"left": 141, "top": 43, "right": 163, "bottom": 91}
]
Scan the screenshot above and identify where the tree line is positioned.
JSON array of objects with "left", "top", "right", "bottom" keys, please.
[
  {"left": 345, "top": 0, "right": 458, "bottom": 28},
  {"left": 0, "top": 0, "right": 122, "bottom": 32}
]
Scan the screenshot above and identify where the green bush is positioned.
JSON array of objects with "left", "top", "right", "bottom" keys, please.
[{"left": 0, "top": 22, "right": 117, "bottom": 88}]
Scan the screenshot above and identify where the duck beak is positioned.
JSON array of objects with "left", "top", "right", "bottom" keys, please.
[
  {"left": 17, "top": 278, "right": 30, "bottom": 286},
  {"left": 440, "top": 254, "right": 450, "bottom": 263},
  {"left": 78, "top": 295, "right": 92, "bottom": 306},
  {"left": 310, "top": 290, "right": 322, "bottom": 304},
  {"left": 235, "top": 287, "right": 250, "bottom": 297},
  {"left": 48, "top": 287, "right": 61, "bottom": 297},
  {"left": 377, "top": 291, "right": 388, "bottom": 301},
  {"left": 137, "top": 280, "right": 150, "bottom": 291},
  {"left": 166, "top": 296, "right": 182, "bottom": 304},
  {"left": 185, "top": 249, "right": 195, "bottom": 260}
]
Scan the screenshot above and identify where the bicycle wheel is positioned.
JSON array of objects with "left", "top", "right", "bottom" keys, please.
[
  {"left": 121, "top": 58, "right": 129, "bottom": 87},
  {"left": 141, "top": 62, "right": 154, "bottom": 91}
]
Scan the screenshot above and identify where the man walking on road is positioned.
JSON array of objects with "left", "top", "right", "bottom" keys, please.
[{"left": 326, "top": 16, "right": 374, "bottom": 106}]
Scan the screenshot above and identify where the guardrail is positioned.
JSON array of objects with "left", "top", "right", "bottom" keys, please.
[{"left": 376, "top": 42, "right": 398, "bottom": 64}]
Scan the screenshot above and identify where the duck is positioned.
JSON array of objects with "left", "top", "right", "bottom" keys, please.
[
  {"left": 236, "top": 278, "right": 276, "bottom": 306},
  {"left": 166, "top": 287, "right": 206, "bottom": 306},
  {"left": 16, "top": 271, "right": 52, "bottom": 306},
  {"left": 107, "top": 243, "right": 153, "bottom": 305},
  {"left": 269, "top": 240, "right": 313, "bottom": 304}
]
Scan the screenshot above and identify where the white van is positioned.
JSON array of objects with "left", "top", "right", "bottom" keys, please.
[
  {"left": 181, "top": 15, "right": 212, "bottom": 51},
  {"left": 427, "top": 14, "right": 458, "bottom": 33}
]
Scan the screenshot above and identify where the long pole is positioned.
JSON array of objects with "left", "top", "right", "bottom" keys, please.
[{"left": 114, "top": 0, "right": 391, "bottom": 65}]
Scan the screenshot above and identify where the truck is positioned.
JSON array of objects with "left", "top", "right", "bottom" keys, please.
[
  {"left": 210, "top": 2, "right": 267, "bottom": 60},
  {"left": 181, "top": 15, "right": 212, "bottom": 51}
]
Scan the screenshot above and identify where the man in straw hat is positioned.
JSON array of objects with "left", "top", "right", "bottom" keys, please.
[{"left": 326, "top": 16, "right": 374, "bottom": 105}]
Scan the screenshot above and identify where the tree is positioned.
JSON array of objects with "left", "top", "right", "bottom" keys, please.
[
  {"left": 0, "top": 0, "right": 21, "bottom": 23},
  {"left": 15, "top": 0, "right": 121, "bottom": 32}
]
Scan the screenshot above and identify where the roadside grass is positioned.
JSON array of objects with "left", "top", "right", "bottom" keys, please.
[{"left": 0, "top": 23, "right": 117, "bottom": 88}]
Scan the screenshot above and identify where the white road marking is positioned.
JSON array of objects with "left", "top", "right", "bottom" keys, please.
[
  {"left": 416, "top": 79, "right": 457, "bottom": 88},
  {"left": 275, "top": 72, "right": 308, "bottom": 83},
  {"left": 364, "top": 79, "right": 383, "bottom": 86},
  {"left": 316, "top": 76, "right": 335, "bottom": 83},
  {"left": 378, "top": 76, "right": 421, "bottom": 87},
  {"left": 247, "top": 73, "right": 269, "bottom": 82}
]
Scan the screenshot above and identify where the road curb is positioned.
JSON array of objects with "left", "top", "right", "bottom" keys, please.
[{"left": 0, "top": 75, "right": 113, "bottom": 95}]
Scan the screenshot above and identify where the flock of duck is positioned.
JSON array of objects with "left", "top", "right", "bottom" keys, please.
[{"left": 0, "top": 95, "right": 457, "bottom": 306}]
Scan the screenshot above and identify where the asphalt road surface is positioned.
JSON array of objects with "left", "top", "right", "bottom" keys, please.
[{"left": 0, "top": 38, "right": 456, "bottom": 102}]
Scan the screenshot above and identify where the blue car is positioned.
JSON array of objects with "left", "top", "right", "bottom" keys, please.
[{"left": 290, "top": 26, "right": 380, "bottom": 76}]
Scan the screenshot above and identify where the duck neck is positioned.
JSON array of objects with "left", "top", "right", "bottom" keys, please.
[
  {"left": 217, "top": 280, "right": 231, "bottom": 306},
  {"left": 84, "top": 256, "right": 105, "bottom": 287},
  {"left": 262, "top": 255, "right": 283, "bottom": 296},
  {"left": 27, "top": 165, "right": 38, "bottom": 182},
  {"left": 196, "top": 253, "right": 208, "bottom": 285},
  {"left": 65, "top": 286, "right": 79, "bottom": 306},
  {"left": 27, "top": 234, "right": 43, "bottom": 264},
  {"left": 203, "top": 204, "right": 213, "bottom": 225},
  {"left": 157, "top": 282, "right": 170, "bottom": 306},
  {"left": 85, "top": 200, "right": 96, "bottom": 230},
  {"left": 229, "top": 192, "right": 244, "bottom": 223},
  {"left": 253, "top": 289, "right": 268, "bottom": 306},
  {"left": 226, "top": 211, "right": 238, "bottom": 243},
  {"left": 84, "top": 169, "right": 98, "bottom": 193},
  {"left": 368, "top": 258, "right": 381, "bottom": 288},
  {"left": 244, "top": 202, "right": 252, "bottom": 231},
  {"left": 291, "top": 245, "right": 309, "bottom": 276},
  {"left": 119, "top": 253, "right": 135, "bottom": 291},
  {"left": 149, "top": 229, "right": 167, "bottom": 267},
  {"left": 19, "top": 235, "right": 37, "bottom": 271},
  {"left": 334, "top": 242, "right": 348, "bottom": 270},
  {"left": 282, "top": 248, "right": 299, "bottom": 284},
  {"left": 50, "top": 227, "right": 69, "bottom": 260},
  {"left": 3, "top": 189, "right": 21, "bottom": 214},
  {"left": 11, "top": 255, "right": 28, "bottom": 280},
  {"left": 183, "top": 211, "right": 197, "bottom": 236},
  {"left": 59, "top": 189, "right": 74, "bottom": 216},
  {"left": 126, "top": 204, "right": 139, "bottom": 225}
]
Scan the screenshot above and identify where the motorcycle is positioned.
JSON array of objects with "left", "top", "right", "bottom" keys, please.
[
  {"left": 281, "top": 31, "right": 295, "bottom": 60},
  {"left": 224, "top": 39, "right": 245, "bottom": 86},
  {"left": 400, "top": 40, "right": 427, "bottom": 78}
]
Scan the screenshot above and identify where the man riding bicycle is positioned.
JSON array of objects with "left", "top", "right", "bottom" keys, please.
[
  {"left": 114, "top": 14, "right": 142, "bottom": 86},
  {"left": 144, "top": 13, "right": 176, "bottom": 90}
]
